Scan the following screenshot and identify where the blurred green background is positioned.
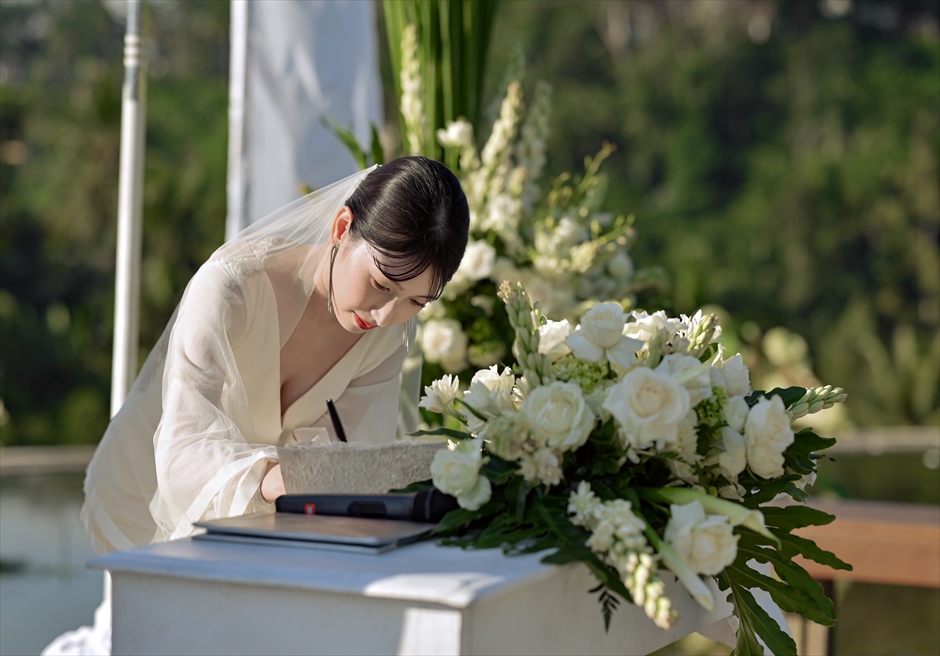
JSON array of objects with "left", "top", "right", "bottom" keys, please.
[
  {"left": 1, "top": 0, "right": 937, "bottom": 448},
  {"left": 0, "top": 1, "right": 937, "bottom": 654}
]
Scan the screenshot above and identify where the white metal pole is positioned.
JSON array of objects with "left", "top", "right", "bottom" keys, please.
[
  {"left": 110, "top": 0, "right": 148, "bottom": 417},
  {"left": 226, "top": 0, "right": 249, "bottom": 242}
]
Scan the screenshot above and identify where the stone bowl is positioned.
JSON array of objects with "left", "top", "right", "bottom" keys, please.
[{"left": 277, "top": 439, "right": 447, "bottom": 495}]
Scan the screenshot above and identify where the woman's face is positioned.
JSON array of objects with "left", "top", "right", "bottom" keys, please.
[{"left": 330, "top": 237, "right": 436, "bottom": 334}]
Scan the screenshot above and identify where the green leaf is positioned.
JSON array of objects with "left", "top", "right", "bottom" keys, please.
[
  {"left": 319, "top": 115, "right": 367, "bottom": 169},
  {"left": 736, "top": 536, "right": 837, "bottom": 625},
  {"left": 407, "top": 427, "right": 471, "bottom": 441},
  {"left": 725, "top": 558, "right": 834, "bottom": 626},
  {"left": 790, "top": 428, "right": 837, "bottom": 453},
  {"left": 761, "top": 505, "right": 836, "bottom": 531},
  {"left": 719, "top": 571, "right": 798, "bottom": 656},
  {"left": 748, "top": 387, "right": 806, "bottom": 409},
  {"left": 430, "top": 506, "right": 483, "bottom": 534},
  {"left": 369, "top": 124, "right": 385, "bottom": 165},
  {"left": 740, "top": 475, "right": 801, "bottom": 507},
  {"left": 783, "top": 483, "right": 811, "bottom": 502},
  {"left": 774, "top": 529, "right": 853, "bottom": 572}
]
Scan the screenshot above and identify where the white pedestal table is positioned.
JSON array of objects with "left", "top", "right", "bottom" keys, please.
[{"left": 90, "top": 535, "right": 733, "bottom": 655}]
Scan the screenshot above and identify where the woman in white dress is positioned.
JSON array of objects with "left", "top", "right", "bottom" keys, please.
[{"left": 42, "top": 156, "right": 469, "bottom": 654}]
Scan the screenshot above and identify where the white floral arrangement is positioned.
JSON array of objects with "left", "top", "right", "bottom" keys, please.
[
  {"left": 397, "top": 35, "right": 667, "bottom": 380},
  {"left": 404, "top": 282, "right": 850, "bottom": 655}
]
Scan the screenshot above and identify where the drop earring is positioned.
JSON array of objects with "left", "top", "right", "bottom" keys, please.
[
  {"left": 327, "top": 242, "right": 339, "bottom": 315},
  {"left": 402, "top": 317, "right": 415, "bottom": 351}
]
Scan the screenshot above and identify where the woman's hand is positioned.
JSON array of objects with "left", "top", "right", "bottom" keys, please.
[{"left": 260, "top": 461, "right": 286, "bottom": 503}]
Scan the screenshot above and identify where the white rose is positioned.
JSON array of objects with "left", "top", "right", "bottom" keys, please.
[
  {"left": 664, "top": 501, "right": 739, "bottom": 576},
  {"left": 744, "top": 395, "right": 795, "bottom": 479},
  {"left": 464, "top": 366, "right": 516, "bottom": 411},
  {"left": 456, "top": 473, "right": 492, "bottom": 511},
  {"left": 520, "top": 381, "right": 596, "bottom": 452},
  {"left": 603, "top": 367, "right": 691, "bottom": 450},
  {"left": 422, "top": 319, "right": 467, "bottom": 367},
  {"left": 566, "top": 302, "right": 644, "bottom": 369},
  {"left": 430, "top": 439, "right": 491, "bottom": 511},
  {"left": 724, "top": 396, "right": 750, "bottom": 433},
  {"left": 440, "top": 352, "right": 468, "bottom": 375},
  {"left": 574, "top": 302, "right": 628, "bottom": 349},
  {"left": 714, "top": 351, "right": 751, "bottom": 398},
  {"left": 458, "top": 240, "right": 497, "bottom": 282},
  {"left": 538, "top": 319, "right": 573, "bottom": 360},
  {"left": 656, "top": 353, "right": 713, "bottom": 406}
]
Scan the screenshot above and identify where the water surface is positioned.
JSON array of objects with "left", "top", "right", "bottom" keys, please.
[{"left": 0, "top": 474, "right": 102, "bottom": 656}]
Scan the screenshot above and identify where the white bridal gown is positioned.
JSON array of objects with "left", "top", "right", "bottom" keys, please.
[{"left": 43, "top": 255, "right": 409, "bottom": 655}]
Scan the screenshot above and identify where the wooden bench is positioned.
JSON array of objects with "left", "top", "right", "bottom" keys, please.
[{"left": 787, "top": 499, "right": 940, "bottom": 655}]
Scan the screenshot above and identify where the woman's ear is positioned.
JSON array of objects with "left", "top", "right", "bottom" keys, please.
[{"left": 330, "top": 206, "right": 354, "bottom": 243}]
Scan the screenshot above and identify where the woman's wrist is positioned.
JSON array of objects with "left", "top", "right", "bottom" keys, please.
[{"left": 260, "top": 461, "right": 286, "bottom": 503}]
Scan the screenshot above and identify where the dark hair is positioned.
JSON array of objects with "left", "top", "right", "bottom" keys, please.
[{"left": 344, "top": 156, "right": 470, "bottom": 301}]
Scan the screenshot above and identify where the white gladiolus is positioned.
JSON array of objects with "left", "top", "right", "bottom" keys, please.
[
  {"left": 567, "top": 480, "right": 597, "bottom": 526},
  {"left": 437, "top": 118, "right": 474, "bottom": 149},
  {"left": 461, "top": 366, "right": 518, "bottom": 433},
  {"left": 664, "top": 501, "right": 739, "bottom": 576},
  {"left": 518, "top": 447, "right": 564, "bottom": 486},
  {"left": 399, "top": 25, "right": 425, "bottom": 155},
  {"left": 418, "top": 375, "right": 461, "bottom": 414}
]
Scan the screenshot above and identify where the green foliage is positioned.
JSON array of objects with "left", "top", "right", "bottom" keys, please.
[
  {"left": 382, "top": 0, "right": 500, "bottom": 160},
  {"left": 489, "top": 0, "right": 940, "bottom": 428},
  {"left": 0, "top": 0, "right": 229, "bottom": 445}
]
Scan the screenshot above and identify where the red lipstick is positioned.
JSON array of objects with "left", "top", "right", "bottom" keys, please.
[{"left": 354, "top": 313, "right": 375, "bottom": 330}]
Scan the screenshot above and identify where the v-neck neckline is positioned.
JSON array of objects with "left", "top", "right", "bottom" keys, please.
[{"left": 279, "top": 328, "right": 373, "bottom": 429}]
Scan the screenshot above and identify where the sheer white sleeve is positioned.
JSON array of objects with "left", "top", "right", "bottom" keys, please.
[{"left": 149, "top": 260, "right": 277, "bottom": 541}]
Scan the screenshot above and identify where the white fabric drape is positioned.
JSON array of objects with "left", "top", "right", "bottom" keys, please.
[{"left": 227, "top": 0, "right": 383, "bottom": 240}]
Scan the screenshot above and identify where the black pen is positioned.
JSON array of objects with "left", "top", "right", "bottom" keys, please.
[{"left": 326, "top": 398, "right": 348, "bottom": 443}]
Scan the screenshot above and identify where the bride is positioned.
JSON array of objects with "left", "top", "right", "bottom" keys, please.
[{"left": 42, "top": 156, "right": 470, "bottom": 654}]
